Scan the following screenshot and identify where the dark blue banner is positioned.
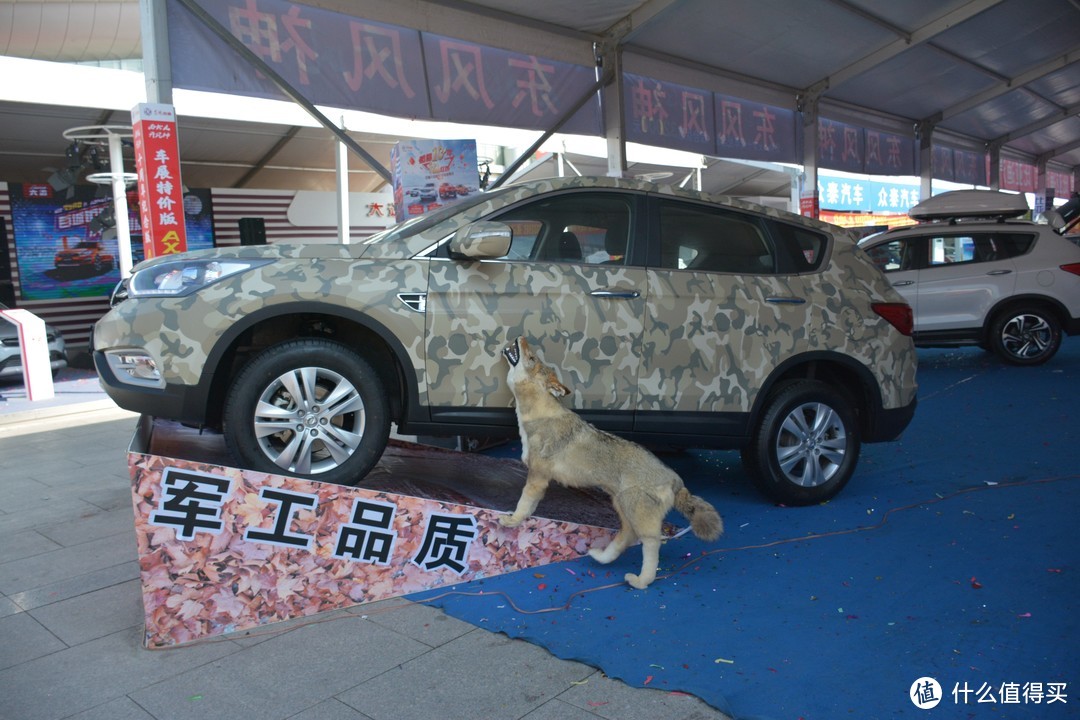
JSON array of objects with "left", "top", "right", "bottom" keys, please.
[
  {"left": 623, "top": 73, "right": 714, "bottom": 155},
  {"left": 818, "top": 117, "right": 864, "bottom": 173},
  {"left": 422, "top": 33, "right": 600, "bottom": 135},
  {"left": 864, "top": 129, "right": 914, "bottom": 176},
  {"left": 714, "top": 93, "right": 797, "bottom": 163},
  {"left": 167, "top": 0, "right": 600, "bottom": 134}
]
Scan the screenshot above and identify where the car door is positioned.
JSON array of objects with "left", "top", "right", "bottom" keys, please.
[
  {"left": 909, "top": 232, "right": 1017, "bottom": 333},
  {"left": 635, "top": 196, "right": 825, "bottom": 436},
  {"left": 425, "top": 189, "right": 647, "bottom": 430}
]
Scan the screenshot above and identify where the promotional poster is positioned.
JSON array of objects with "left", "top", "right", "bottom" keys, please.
[
  {"left": 390, "top": 139, "right": 479, "bottom": 223},
  {"left": 9, "top": 183, "right": 214, "bottom": 301}
]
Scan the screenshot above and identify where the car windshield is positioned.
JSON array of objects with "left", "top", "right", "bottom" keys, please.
[{"left": 363, "top": 186, "right": 514, "bottom": 246}]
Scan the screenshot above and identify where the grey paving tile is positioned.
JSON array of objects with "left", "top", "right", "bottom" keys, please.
[
  {"left": 36, "top": 506, "right": 135, "bottom": 547},
  {"left": 0, "top": 625, "right": 238, "bottom": 720},
  {"left": 0, "top": 528, "right": 61, "bottom": 564},
  {"left": 65, "top": 697, "right": 156, "bottom": 720},
  {"left": 9, "top": 560, "right": 140, "bottom": 611},
  {"left": 0, "top": 594, "right": 20, "bottom": 619},
  {"left": 288, "top": 698, "right": 375, "bottom": 720},
  {"left": 0, "top": 532, "right": 136, "bottom": 595},
  {"left": 522, "top": 697, "right": 607, "bottom": 720},
  {"left": 559, "top": 672, "right": 730, "bottom": 720},
  {"left": 357, "top": 599, "right": 475, "bottom": 648},
  {"left": 0, "top": 612, "right": 67, "bottom": 671},
  {"left": 0, "top": 496, "right": 104, "bottom": 535},
  {"left": 29, "top": 579, "right": 143, "bottom": 646},
  {"left": 338, "top": 628, "right": 593, "bottom": 720},
  {"left": 130, "top": 614, "right": 430, "bottom": 720}
]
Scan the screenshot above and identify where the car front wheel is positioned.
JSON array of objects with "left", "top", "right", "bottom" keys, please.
[
  {"left": 223, "top": 339, "right": 390, "bottom": 486},
  {"left": 989, "top": 306, "right": 1062, "bottom": 366},
  {"left": 745, "top": 380, "right": 860, "bottom": 506}
]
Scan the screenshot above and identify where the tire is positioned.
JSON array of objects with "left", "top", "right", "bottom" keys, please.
[
  {"left": 744, "top": 380, "right": 860, "bottom": 506},
  {"left": 988, "top": 305, "right": 1062, "bottom": 366},
  {"left": 223, "top": 338, "right": 390, "bottom": 486}
]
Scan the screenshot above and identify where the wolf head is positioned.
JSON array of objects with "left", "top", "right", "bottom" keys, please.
[{"left": 503, "top": 337, "right": 570, "bottom": 399}]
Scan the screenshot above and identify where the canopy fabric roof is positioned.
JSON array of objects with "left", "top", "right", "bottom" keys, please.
[{"left": 1, "top": 0, "right": 1078, "bottom": 199}]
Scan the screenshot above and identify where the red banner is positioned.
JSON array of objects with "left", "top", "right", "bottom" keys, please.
[{"left": 131, "top": 103, "right": 188, "bottom": 259}]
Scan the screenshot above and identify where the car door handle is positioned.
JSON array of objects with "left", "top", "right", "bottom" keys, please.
[
  {"left": 590, "top": 289, "right": 640, "bottom": 299},
  {"left": 892, "top": 280, "right": 915, "bottom": 286},
  {"left": 986, "top": 269, "right": 1012, "bottom": 276},
  {"left": 764, "top": 297, "right": 806, "bottom": 305}
]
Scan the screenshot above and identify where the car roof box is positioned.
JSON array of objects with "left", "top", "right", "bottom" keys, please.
[{"left": 909, "top": 190, "right": 1028, "bottom": 222}]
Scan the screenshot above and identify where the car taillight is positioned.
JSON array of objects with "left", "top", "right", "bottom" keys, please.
[
  {"left": 1061, "top": 262, "right": 1080, "bottom": 278},
  {"left": 872, "top": 302, "right": 914, "bottom": 336}
]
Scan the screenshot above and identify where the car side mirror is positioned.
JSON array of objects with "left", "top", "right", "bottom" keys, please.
[{"left": 448, "top": 221, "right": 512, "bottom": 260}]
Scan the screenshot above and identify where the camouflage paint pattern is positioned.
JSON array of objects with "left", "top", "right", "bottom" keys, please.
[{"left": 94, "top": 175, "right": 916, "bottom": 425}]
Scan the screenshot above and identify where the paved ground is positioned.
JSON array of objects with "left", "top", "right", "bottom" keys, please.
[{"left": 0, "top": 378, "right": 730, "bottom": 720}]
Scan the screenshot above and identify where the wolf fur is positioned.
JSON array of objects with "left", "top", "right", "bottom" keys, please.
[{"left": 499, "top": 337, "right": 723, "bottom": 589}]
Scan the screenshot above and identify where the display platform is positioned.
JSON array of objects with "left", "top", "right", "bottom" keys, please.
[{"left": 127, "top": 418, "right": 619, "bottom": 648}]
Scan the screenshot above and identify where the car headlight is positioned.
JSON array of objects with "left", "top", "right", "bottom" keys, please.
[{"left": 127, "top": 259, "right": 272, "bottom": 299}]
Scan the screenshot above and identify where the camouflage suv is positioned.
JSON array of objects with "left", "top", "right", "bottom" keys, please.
[{"left": 93, "top": 177, "right": 917, "bottom": 505}]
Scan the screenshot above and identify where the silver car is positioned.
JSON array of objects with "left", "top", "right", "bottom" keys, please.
[{"left": 860, "top": 190, "right": 1080, "bottom": 365}]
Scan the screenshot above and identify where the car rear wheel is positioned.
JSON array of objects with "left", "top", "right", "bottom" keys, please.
[
  {"left": 223, "top": 338, "right": 390, "bottom": 486},
  {"left": 745, "top": 380, "right": 860, "bottom": 506},
  {"left": 989, "top": 306, "right": 1062, "bottom": 366}
]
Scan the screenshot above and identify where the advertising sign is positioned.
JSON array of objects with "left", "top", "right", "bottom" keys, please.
[
  {"left": 9, "top": 184, "right": 214, "bottom": 301},
  {"left": 129, "top": 439, "right": 612, "bottom": 647},
  {"left": 131, "top": 103, "right": 188, "bottom": 259},
  {"left": 390, "top": 139, "right": 478, "bottom": 222},
  {"left": 818, "top": 117, "right": 864, "bottom": 173},
  {"left": 623, "top": 73, "right": 714, "bottom": 155},
  {"left": 818, "top": 171, "right": 921, "bottom": 214},
  {"left": 166, "top": 0, "right": 601, "bottom": 136},
  {"left": 714, "top": 92, "right": 797, "bottom": 163}
]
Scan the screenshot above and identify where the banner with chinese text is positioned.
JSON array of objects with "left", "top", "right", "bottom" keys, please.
[
  {"left": 714, "top": 92, "right": 797, "bottom": 163},
  {"left": 623, "top": 73, "right": 714, "bottom": 155},
  {"left": 166, "top": 0, "right": 600, "bottom": 135},
  {"left": 131, "top": 103, "right": 189, "bottom": 259},
  {"left": 129, "top": 431, "right": 613, "bottom": 647}
]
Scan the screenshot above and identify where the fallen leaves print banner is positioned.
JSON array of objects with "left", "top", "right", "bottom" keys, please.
[{"left": 128, "top": 437, "right": 613, "bottom": 648}]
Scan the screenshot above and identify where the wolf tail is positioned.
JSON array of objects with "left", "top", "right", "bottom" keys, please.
[{"left": 674, "top": 487, "right": 723, "bottom": 542}]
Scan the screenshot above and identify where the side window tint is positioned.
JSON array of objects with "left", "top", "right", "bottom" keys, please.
[
  {"left": 866, "top": 240, "right": 909, "bottom": 272},
  {"left": 996, "top": 233, "right": 1036, "bottom": 258},
  {"left": 493, "top": 192, "right": 634, "bottom": 265},
  {"left": 767, "top": 221, "right": 827, "bottom": 272},
  {"left": 658, "top": 200, "right": 774, "bottom": 273}
]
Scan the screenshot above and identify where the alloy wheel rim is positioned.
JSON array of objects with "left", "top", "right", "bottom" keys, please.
[
  {"left": 774, "top": 401, "right": 847, "bottom": 488},
  {"left": 1000, "top": 314, "right": 1052, "bottom": 360},
  {"left": 252, "top": 366, "right": 367, "bottom": 475}
]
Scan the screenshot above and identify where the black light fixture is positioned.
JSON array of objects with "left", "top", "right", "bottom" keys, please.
[{"left": 46, "top": 141, "right": 89, "bottom": 199}]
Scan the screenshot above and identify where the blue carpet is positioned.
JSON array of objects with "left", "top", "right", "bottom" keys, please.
[{"left": 412, "top": 341, "right": 1079, "bottom": 719}]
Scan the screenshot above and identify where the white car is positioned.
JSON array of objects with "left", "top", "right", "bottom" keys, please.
[{"left": 860, "top": 190, "right": 1080, "bottom": 365}]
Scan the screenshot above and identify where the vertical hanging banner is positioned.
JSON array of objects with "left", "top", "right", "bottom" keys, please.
[{"left": 131, "top": 103, "right": 188, "bottom": 259}]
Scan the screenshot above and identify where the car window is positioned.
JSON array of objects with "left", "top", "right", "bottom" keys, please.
[
  {"left": 492, "top": 191, "right": 634, "bottom": 265},
  {"left": 657, "top": 199, "right": 774, "bottom": 273},
  {"left": 919, "top": 232, "right": 1036, "bottom": 267},
  {"left": 865, "top": 239, "right": 914, "bottom": 272},
  {"left": 994, "top": 233, "right": 1036, "bottom": 258},
  {"left": 764, "top": 220, "right": 827, "bottom": 272},
  {"left": 929, "top": 235, "right": 976, "bottom": 266}
]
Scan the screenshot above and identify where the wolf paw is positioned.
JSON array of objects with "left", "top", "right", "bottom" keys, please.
[
  {"left": 588, "top": 548, "right": 612, "bottom": 564},
  {"left": 624, "top": 573, "right": 652, "bottom": 590},
  {"left": 499, "top": 515, "right": 522, "bottom": 528}
]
